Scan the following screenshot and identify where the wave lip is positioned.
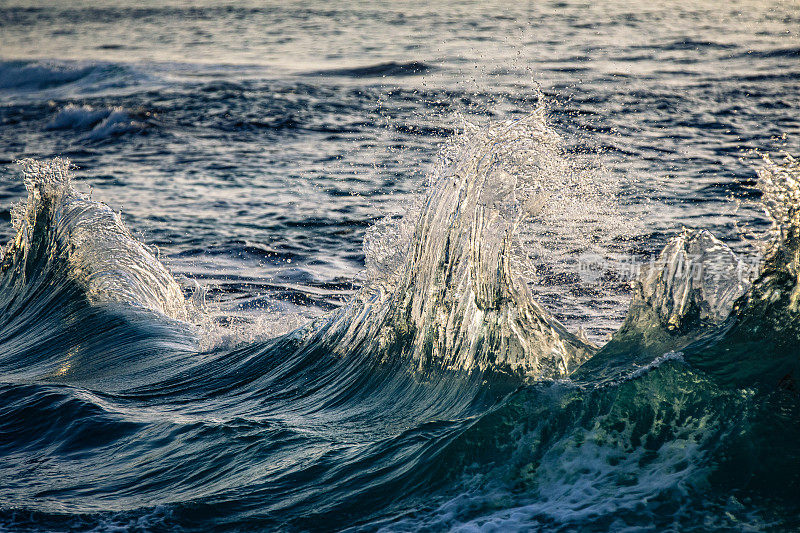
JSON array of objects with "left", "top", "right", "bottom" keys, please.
[{"left": 698, "top": 155, "right": 800, "bottom": 385}]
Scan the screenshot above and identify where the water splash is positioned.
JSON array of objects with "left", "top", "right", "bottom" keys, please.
[{"left": 320, "top": 110, "right": 621, "bottom": 378}]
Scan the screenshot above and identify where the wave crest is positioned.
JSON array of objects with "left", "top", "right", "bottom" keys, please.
[{"left": 3, "top": 158, "right": 186, "bottom": 320}]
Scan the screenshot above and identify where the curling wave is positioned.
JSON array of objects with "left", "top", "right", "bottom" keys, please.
[{"left": 0, "top": 158, "right": 192, "bottom": 385}]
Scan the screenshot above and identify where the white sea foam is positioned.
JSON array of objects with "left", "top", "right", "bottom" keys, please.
[{"left": 47, "top": 104, "right": 146, "bottom": 139}]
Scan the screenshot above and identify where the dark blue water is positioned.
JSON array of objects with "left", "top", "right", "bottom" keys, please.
[{"left": 1, "top": 1, "right": 799, "bottom": 531}]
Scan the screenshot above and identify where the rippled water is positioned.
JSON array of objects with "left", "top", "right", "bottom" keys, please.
[{"left": 0, "top": 1, "right": 799, "bottom": 531}]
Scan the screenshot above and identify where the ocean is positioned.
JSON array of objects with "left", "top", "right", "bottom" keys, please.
[{"left": 0, "top": 0, "right": 799, "bottom": 531}]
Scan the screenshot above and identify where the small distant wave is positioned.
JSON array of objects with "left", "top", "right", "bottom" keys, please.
[
  {"left": 661, "top": 39, "right": 737, "bottom": 51},
  {"left": 731, "top": 46, "right": 800, "bottom": 59},
  {"left": 0, "top": 60, "right": 98, "bottom": 91},
  {"left": 46, "top": 104, "right": 149, "bottom": 140},
  {"left": 0, "top": 60, "right": 152, "bottom": 99},
  {"left": 306, "top": 61, "right": 434, "bottom": 78}
]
